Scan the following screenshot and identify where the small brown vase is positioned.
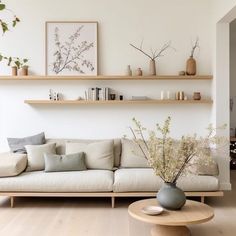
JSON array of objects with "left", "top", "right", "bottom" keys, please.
[
  {"left": 149, "top": 59, "right": 156, "bottom": 76},
  {"left": 193, "top": 92, "right": 201, "bottom": 100},
  {"left": 186, "top": 57, "right": 196, "bottom": 75},
  {"left": 20, "top": 66, "right": 29, "bottom": 76},
  {"left": 12, "top": 66, "right": 18, "bottom": 76}
]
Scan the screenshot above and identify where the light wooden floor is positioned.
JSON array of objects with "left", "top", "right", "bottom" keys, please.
[{"left": 0, "top": 172, "right": 235, "bottom": 236}]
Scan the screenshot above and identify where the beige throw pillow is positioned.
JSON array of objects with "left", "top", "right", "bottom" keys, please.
[
  {"left": 66, "top": 140, "right": 114, "bottom": 170},
  {"left": 188, "top": 156, "right": 219, "bottom": 176},
  {"left": 25, "top": 143, "right": 56, "bottom": 171},
  {"left": 120, "top": 139, "right": 149, "bottom": 168},
  {"left": 0, "top": 152, "right": 27, "bottom": 177}
]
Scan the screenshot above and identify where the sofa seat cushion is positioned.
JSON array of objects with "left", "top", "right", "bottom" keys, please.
[
  {"left": 0, "top": 170, "right": 113, "bottom": 192},
  {"left": 113, "top": 169, "right": 219, "bottom": 192}
]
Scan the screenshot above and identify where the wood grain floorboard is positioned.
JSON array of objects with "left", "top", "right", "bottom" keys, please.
[{"left": 0, "top": 171, "right": 235, "bottom": 236}]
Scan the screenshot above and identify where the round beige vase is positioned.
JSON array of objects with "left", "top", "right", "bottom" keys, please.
[
  {"left": 12, "top": 66, "right": 18, "bottom": 76},
  {"left": 186, "top": 57, "right": 196, "bottom": 75},
  {"left": 20, "top": 66, "right": 29, "bottom": 76},
  {"left": 149, "top": 59, "right": 156, "bottom": 76}
]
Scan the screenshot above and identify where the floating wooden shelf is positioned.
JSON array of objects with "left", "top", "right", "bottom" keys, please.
[
  {"left": 0, "top": 75, "right": 213, "bottom": 81},
  {"left": 24, "top": 99, "right": 213, "bottom": 105}
]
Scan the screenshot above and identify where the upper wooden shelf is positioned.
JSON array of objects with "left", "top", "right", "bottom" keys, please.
[
  {"left": 0, "top": 75, "right": 213, "bottom": 81},
  {"left": 24, "top": 99, "right": 213, "bottom": 105}
]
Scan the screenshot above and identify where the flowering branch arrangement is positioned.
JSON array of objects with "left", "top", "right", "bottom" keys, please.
[{"left": 129, "top": 117, "right": 227, "bottom": 184}]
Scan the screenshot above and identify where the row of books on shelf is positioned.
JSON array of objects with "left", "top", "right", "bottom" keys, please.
[{"left": 86, "top": 87, "right": 111, "bottom": 101}]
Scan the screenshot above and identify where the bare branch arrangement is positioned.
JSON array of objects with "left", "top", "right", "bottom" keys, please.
[
  {"left": 130, "top": 40, "right": 173, "bottom": 61},
  {"left": 190, "top": 38, "right": 199, "bottom": 58}
]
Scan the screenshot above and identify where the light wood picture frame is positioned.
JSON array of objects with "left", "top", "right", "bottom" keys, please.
[{"left": 45, "top": 21, "right": 98, "bottom": 76}]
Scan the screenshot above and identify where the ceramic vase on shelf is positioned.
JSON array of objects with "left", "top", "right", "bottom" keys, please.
[
  {"left": 12, "top": 66, "right": 18, "bottom": 76},
  {"left": 186, "top": 56, "right": 196, "bottom": 75},
  {"left": 157, "top": 182, "right": 186, "bottom": 210},
  {"left": 126, "top": 65, "right": 132, "bottom": 76},
  {"left": 20, "top": 66, "right": 29, "bottom": 76},
  {"left": 149, "top": 59, "right": 156, "bottom": 76}
]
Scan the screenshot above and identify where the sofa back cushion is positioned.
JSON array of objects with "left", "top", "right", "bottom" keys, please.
[
  {"left": 46, "top": 138, "right": 121, "bottom": 167},
  {"left": 66, "top": 140, "right": 114, "bottom": 170},
  {"left": 25, "top": 143, "right": 56, "bottom": 172},
  {"left": 7, "top": 132, "right": 46, "bottom": 154},
  {"left": 120, "top": 139, "right": 149, "bottom": 168}
]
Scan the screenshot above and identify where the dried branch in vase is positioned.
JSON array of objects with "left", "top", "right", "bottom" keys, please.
[
  {"left": 190, "top": 37, "right": 199, "bottom": 58},
  {"left": 130, "top": 40, "right": 174, "bottom": 60},
  {"left": 129, "top": 117, "right": 227, "bottom": 184},
  {"left": 52, "top": 26, "right": 95, "bottom": 74}
]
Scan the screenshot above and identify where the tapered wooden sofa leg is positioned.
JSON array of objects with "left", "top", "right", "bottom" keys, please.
[
  {"left": 201, "top": 196, "right": 205, "bottom": 203},
  {"left": 111, "top": 197, "right": 115, "bottom": 208},
  {"left": 10, "top": 196, "right": 14, "bottom": 208}
]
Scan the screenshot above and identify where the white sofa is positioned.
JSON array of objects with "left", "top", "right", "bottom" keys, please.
[{"left": 0, "top": 138, "right": 225, "bottom": 208}]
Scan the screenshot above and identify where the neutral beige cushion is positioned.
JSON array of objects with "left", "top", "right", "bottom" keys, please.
[
  {"left": 0, "top": 170, "right": 113, "bottom": 192},
  {"left": 25, "top": 143, "right": 56, "bottom": 172},
  {"left": 0, "top": 152, "right": 27, "bottom": 177},
  {"left": 188, "top": 156, "right": 219, "bottom": 176},
  {"left": 120, "top": 139, "right": 149, "bottom": 168},
  {"left": 46, "top": 138, "right": 121, "bottom": 167},
  {"left": 113, "top": 168, "right": 219, "bottom": 192},
  {"left": 66, "top": 140, "right": 114, "bottom": 170}
]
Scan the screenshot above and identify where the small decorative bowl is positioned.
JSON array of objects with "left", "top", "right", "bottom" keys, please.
[{"left": 141, "top": 206, "right": 164, "bottom": 216}]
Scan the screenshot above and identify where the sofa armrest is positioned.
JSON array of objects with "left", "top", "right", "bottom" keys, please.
[{"left": 0, "top": 152, "right": 27, "bottom": 177}]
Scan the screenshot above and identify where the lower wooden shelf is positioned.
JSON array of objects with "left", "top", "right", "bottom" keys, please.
[{"left": 24, "top": 99, "right": 213, "bottom": 105}]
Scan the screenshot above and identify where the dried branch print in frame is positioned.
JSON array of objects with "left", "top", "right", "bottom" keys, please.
[{"left": 45, "top": 21, "right": 98, "bottom": 76}]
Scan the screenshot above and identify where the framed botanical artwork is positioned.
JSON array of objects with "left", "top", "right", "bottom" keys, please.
[{"left": 45, "top": 21, "right": 98, "bottom": 76}]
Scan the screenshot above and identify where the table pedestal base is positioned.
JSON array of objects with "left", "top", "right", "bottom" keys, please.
[{"left": 151, "top": 225, "right": 191, "bottom": 236}]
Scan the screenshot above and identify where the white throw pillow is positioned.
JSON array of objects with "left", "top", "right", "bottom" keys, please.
[
  {"left": 120, "top": 139, "right": 149, "bottom": 168},
  {"left": 0, "top": 153, "right": 27, "bottom": 177},
  {"left": 25, "top": 143, "right": 56, "bottom": 171},
  {"left": 66, "top": 140, "right": 114, "bottom": 170}
]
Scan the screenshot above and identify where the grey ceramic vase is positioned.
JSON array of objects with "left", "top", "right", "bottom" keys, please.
[{"left": 157, "top": 182, "right": 186, "bottom": 210}]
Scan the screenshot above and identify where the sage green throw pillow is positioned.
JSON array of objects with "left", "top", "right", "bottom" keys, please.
[{"left": 44, "top": 153, "right": 86, "bottom": 172}]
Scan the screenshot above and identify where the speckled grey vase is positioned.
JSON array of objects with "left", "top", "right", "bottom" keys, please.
[{"left": 157, "top": 182, "right": 186, "bottom": 210}]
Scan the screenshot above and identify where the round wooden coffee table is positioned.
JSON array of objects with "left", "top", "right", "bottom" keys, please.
[{"left": 128, "top": 199, "right": 214, "bottom": 236}]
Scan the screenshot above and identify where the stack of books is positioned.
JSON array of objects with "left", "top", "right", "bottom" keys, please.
[{"left": 87, "top": 87, "right": 110, "bottom": 101}]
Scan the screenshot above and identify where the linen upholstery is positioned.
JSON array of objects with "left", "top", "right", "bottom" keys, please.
[
  {"left": 188, "top": 157, "right": 219, "bottom": 176},
  {"left": 66, "top": 140, "right": 114, "bottom": 170},
  {"left": 25, "top": 143, "right": 56, "bottom": 172},
  {"left": 44, "top": 152, "right": 86, "bottom": 172},
  {"left": 46, "top": 138, "right": 121, "bottom": 167},
  {"left": 0, "top": 170, "right": 113, "bottom": 192},
  {"left": 7, "top": 132, "right": 46, "bottom": 154},
  {"left": 120, "top": 139, "right": 149, "bottom": 168},
  {"left": 0, "top": 152, "right": 27, "bottom": 177},
  {"left": 113, "top": 168, "right": 219, "bottom": 192}
]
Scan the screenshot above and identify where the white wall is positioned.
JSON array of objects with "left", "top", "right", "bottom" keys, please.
[
  {"left": 230, "top": 19, "right": 236, "bottom": 131},
  {"left": 0, "top": 0, "right": 215, "bottom": 150}
]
